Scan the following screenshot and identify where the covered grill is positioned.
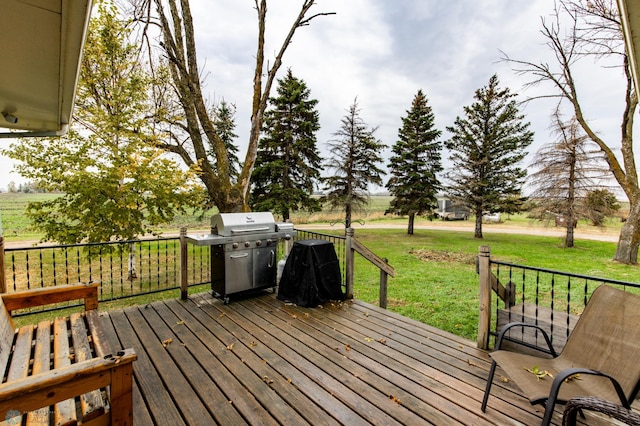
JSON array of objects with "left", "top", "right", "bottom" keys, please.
[{"left": 186, "top": 212, "right": 294, "bottom": 303}]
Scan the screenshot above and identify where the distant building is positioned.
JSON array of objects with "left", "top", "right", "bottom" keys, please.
[{"left": 436, "top": 198, "right": 470, "bottom": 220}]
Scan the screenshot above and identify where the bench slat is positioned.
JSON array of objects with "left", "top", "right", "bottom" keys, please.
[
  {"left": 53, "top": 317, "right": 77, "bottom": 426},
  {"left": 5, "top": 325, "right": 33, "bottom": 425},
  {"left": 85, "top": 310, "right": 113, "bottom": 358},
  {"left": 0, "top": 298, "right": 15, "bottom": 382},
  {"left": 70, "top": 313, "right": 106, "bottom": 421},
  {"left": 26, "top": 321, "right": 52, "bottom": 426}
]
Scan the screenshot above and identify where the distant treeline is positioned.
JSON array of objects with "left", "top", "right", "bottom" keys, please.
[{"left": 4, "top": 181, "right": 56, "bottom": 194}]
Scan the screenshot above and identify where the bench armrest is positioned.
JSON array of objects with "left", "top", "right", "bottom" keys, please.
[
  {"left": 2, "top": 282, "right": 99, "bottom": 313},
  {"left": 0, "top": 348, "right": 136, "bottom": 418}
]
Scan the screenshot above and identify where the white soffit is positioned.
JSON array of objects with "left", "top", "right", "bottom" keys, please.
[
  {"left": 619, "top": 0, "right": 640, "bottom": 96},
  {"left": 0, "top": 0, "right": 92, "bottom": 136}
]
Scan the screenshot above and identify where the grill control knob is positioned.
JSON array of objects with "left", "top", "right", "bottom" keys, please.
[
  {"left": 232, "top": 243, "right": 239, "bottom": 249},
  {"left": 266, "top": 239, "right": 273, "bottom": 245},
  {"left": 255, "top": 240, "right": 262, "bottom": 246},
  {"left": 244, "top": 241, "right": 251, "bottom": 247}
]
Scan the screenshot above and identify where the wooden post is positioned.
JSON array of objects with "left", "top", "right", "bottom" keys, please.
[
  {"left": 180, "top": 227, "right": 188, "bottom": 300},
  {"left": 345, "top": 227, "right": 355, "bottom": 299},
  {"left": 379, "top": 257, "right": 388, "bottom": 309},
  {"left": 0, "top": 236, "right": 5, "bottom": 294},
  {"left": 477, "top": 245, "right": 492, "bottom": 349}
]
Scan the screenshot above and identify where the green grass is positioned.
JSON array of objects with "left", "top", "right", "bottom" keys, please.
[{"left": 335, "top": 228, "right": 637, "bottom": 341}]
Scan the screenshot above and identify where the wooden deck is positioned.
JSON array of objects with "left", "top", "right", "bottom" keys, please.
[{"left": 97, "top": 291, "right": 601, "bottom": 425}]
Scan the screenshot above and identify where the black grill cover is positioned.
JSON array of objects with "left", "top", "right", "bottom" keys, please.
[{"left": 277, "top": 239, "right": 345, "bottom": 307}]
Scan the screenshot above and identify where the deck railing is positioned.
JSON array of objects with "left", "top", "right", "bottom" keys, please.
[
  {"left": 0, "top": 226, "right": 393, "bottom": 316},
  {"left": 0, "top": 235, "right": 210, "bottom": 315},
  {"left": 477, "top": 245, "right": 640, "bottom": 350}
]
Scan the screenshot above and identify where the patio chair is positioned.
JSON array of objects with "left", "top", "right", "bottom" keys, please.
[{"left": 481, "top": 284, "right": 640, "bottom": 426}]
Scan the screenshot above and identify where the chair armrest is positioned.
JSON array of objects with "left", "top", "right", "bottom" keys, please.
[
  {"left": 562, "top": 396, "right": 640, "bottom": 426},
  {"left": 0, "top": 348, "right": 136, "bottom": 418},
  {"left": 542, "top": 367, "right": 630, "bottom": 426},
  {"left": 495, "top": 321, "right": 557, "bottom": 356},
  {"left": 2, "top": 282, "right": 99, "bottom": 313}
]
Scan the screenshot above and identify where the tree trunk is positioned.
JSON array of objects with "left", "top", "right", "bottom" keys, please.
[
  {"left": 474, "top": 207, "right": 483, "bottom": 239},
  {"left": 407, "top": 213, "right": 415, "bottom": 235},
  {"left": 565, "top": 221, "right": 575, "bottom": 248},
  {"left": 614, "top": 198, "right": 640, "bottom": 264}
]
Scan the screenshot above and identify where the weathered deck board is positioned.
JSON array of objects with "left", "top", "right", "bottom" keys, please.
[{"left": 98, "top": 291, "right": 606, "bottom": 425}]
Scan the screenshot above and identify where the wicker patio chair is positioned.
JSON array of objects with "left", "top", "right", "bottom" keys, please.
[
  {"left": 562, "top": 396, "right": 640, "bottom": 426},
  {"left": 481, "top": 285, "right": 640, "bottom": 426}
]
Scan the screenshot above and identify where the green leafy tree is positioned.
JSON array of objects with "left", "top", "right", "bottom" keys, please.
[
  {"left": 3, "top": 1, "right": 202, "bottom": 245},
  {"left": 251, "top": 70, "right": 322, "bottom": 220},
  {"left": 386, "top": 90, "right": 442, "bottom": 234},
  {"left": 445, "top": 74, "right": 533, "bottom": 238},
  {"left": 323, "top": 98, "right": 385, "bottom": 230}
]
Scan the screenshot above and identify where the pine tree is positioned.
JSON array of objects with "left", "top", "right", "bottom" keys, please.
[
  {"left": 250, "top": 69, "right": 322, "bottom": 220},
  {"left": 323, "top": 98, "right": 385, "bottom": 229},
  {"left": 386, "top": 90, "right": 442, "bottom": 234},
  {"left": 212, "top": 100, "right": 240, "bottom": 178},
  {"left": 445, "top": 74, "right": 533, "bottom": 238}
]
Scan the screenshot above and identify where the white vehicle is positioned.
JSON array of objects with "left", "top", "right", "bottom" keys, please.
[{"left": 482, "top": 212, "right": 501, "bottom": 223}]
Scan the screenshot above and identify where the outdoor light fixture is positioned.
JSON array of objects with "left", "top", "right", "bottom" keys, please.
[{"left": 1, "top": 112, "right": 18, "bottom": 124}]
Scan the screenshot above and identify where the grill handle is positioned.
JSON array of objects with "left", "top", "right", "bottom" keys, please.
[
  {"left": 269, "top": 250, "right": 275, "bottom": 268},
  {"left": 230, "top": 253, "right": 249, "bottom": 259},
  {"left": 230, "top": 226, "right": 271, "bottom": 234}
]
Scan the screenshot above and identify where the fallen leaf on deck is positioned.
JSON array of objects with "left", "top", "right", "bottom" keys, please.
[
  {"left": 176, "top": 320, "right": 185, "bottom": 325},
  {"left": 162, "top": 338, "right": 173, "bottom": 347},
  {"left": 226, "top": 343, "right": 235, "bottom": 350}
]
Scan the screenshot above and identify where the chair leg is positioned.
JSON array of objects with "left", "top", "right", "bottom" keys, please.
[
  {"left": 541, "top": 399, "right": 557, "bottom": 426},
  {"left": 481, "top": 360, "right": 497, "bottom": 412}
]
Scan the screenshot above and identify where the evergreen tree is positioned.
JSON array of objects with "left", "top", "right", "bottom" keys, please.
[
  {"left": 444, "top": 74, "right": 533, "bottom": 238},
  {"left": 386, "top": 90, "right": 442, "bottom": 234},
  {"left": 323, "top": 98, "right": 386, "bottom": 230},
  {"left": 251, "top": 69, "right": 322, "bottom": 220},
  {"left": 212, "top": 100, "right": 240, "bottom": 178}
]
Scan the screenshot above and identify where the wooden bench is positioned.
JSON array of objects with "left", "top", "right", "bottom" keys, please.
[{"left": 0, "top": 283, "right": 136, "bottom": 425}]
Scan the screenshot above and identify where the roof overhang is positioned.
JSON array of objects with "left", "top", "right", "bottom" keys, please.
[
  {"left": 0, "top": 0, "right": 93, "bottom": 138},
  {"left": 619, "top": 0, "right": 640, "bottom": 95}
]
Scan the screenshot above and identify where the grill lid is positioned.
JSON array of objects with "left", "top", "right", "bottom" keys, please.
[{"left": 211, "top": 212, "right": 276, "bottom": 236}]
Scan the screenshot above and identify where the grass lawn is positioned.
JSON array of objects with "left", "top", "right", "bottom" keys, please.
[{"left": 330, "top": 228, "right": 638, "bottom": 341}]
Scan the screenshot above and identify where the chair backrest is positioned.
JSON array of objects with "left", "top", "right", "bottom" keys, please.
[
  {"left": 561, "top": 285, "right": 640, "bottom": 400},
  {"left": 0, "top": 296, "right": 15, "bottom": 378}
]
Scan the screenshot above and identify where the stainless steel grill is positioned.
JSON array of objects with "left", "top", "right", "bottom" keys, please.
[{"left": 186, "top": 212, "right": 294, "bottom": 303}]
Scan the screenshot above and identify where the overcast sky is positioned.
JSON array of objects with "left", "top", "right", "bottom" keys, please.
[{"left": 0, "top": 0, "right": 633, "bottom": 192}]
